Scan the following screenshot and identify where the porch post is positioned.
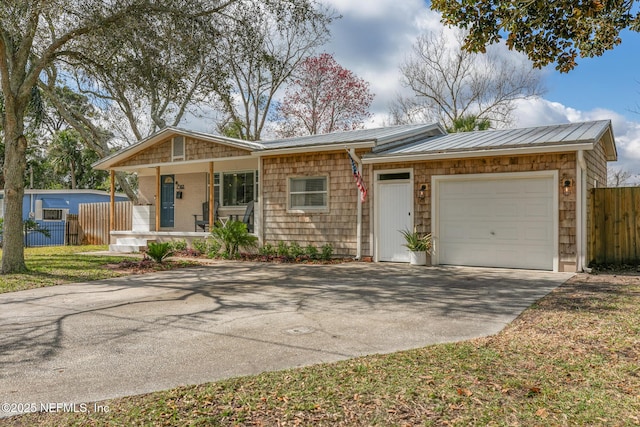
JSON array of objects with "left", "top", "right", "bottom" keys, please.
[
  {"left": 109, "top": 170, "right": 115, "bottom": 234},
  {"left": 209, "top": 162, "right": 215, "bottom": 227},
  {"left": 155, "top": 167, "right": 160, "bottom": 231}
]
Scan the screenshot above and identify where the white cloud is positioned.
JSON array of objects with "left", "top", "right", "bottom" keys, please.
[
  {"left": 512, "top": 98, "right": 640, "bottom": 179},
  {"left": 320, "top": 0, "right": 431, "bottom": 121}
]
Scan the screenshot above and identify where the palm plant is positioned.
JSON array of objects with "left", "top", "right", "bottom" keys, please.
[
  {"left": 210, "top": 220, "right": 258, "bottom": 258},
  {"left": 146, "top": 242, "right": 173, "bottom": 263},
  {"left": 400, "top": 228, "right": 432, "bottom": 253}
]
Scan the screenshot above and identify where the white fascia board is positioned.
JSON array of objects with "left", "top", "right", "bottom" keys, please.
[
  {"left": 252, "top": 141, "right": 375, "bottom": 157},
  {"left": 107, "top": 155, "right": 257, "bottom": 172},
  {"left": 362, "top": 143, "right": 595, "bottom": 164}
]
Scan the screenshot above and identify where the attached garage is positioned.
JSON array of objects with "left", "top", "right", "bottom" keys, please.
[
  {"left": 432, "top": 172, "right": 558, "bottom": 271},
  {"left": 366, "top": 120, "right": 617, "bottom": 272}
]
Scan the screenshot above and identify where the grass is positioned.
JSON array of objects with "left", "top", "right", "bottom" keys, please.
[
  {"left": 0, "top": 246, "right": 145, "bottom": 293},
  {"left": 6, "top": 272, "right": 640, "bottom": 426}
]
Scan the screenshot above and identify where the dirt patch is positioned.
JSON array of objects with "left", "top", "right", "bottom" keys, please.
[{"left": 104, "top": 258, "right": 198, "bottom": 274}]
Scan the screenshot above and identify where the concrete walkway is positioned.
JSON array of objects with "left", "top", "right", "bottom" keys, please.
[{"left": 0, "top": 262, "right": 573, "bottom": 416}]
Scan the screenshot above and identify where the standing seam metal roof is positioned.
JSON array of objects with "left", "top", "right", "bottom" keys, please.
[
  {"left": 258, "top": 123, "right": 443, "bottom": 150},
  {"left": 370, "top": 120, "right": 612, "bottom": 156}
]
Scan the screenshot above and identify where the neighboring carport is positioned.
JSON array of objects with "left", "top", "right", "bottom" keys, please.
[{"left": 0, "top": 262, "right": 573, "bottom": 416}]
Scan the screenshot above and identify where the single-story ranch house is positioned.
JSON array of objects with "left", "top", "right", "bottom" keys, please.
[{"left": 93, "top": 120, "right": 616, "bottom": 272}]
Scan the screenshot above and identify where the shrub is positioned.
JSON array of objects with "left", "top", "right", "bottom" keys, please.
[
  {"left": 170, "top": 240, "right": 188, "bottom": 252},
  {"left": 276, "top": 241, "right": 290, "bottom": 257},
  {"left": 191, "top": 239, "right": 208, "bottom": 255},
  {"left": 210, "top": 220, "right": 258, "bottom": 258},
  {"left": 289, "top": 242, "right": 305, "bottom": 258},
  {"left": 320, "top": 244, "right": 333, "bottom": 261},
  {"left": 259, "top": 243, "right": 277, "bottom": 257},
  {"left": 192, "top": 238, "right": 222, "bottom": 258},
  {"left": 206, "top": 240, "right": 222, "bottom": 258},
  {"left": 305, "top": 244, "right": 319, "bottom": 259},
  {"left": 146, "top": 242, "right": 173, "bottom": 263}
]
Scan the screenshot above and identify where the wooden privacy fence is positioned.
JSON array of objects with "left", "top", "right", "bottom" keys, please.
[
  {"left": 590, "top": 187, "right": 640, "bottom": 265},
  {"left": 78, "top": 201, "right": 132, "bottom": 245}
]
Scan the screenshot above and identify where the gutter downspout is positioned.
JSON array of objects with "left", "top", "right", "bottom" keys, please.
[
  {"left": 576, "top": 150, "right": 587, "bottom": 272},
  {"left": 349, "top": 148, "right": 363, "bottom": 260}
]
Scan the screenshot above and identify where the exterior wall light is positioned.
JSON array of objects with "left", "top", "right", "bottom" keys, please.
[
  {"left": 418, "top": 184, "right": 427, "bottom": 199},
  {"left": 562, "top": 178, "right": 573, "bottom": 196}
]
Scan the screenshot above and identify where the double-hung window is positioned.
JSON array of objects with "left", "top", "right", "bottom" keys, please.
[{"left": 289, "top": 176, "right": 328, "bottom": 211}]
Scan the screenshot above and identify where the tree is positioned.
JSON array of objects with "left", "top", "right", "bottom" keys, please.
[
  {"left": 214, "top": 0, "right": 335, "bottom": 141},
  {"left": 446, "top": 115, "right": 491, "bottom": 133},
  {"left": 391, "top": 29, "right": 544, "bottom": 129},
  {"left": 608, "top": 167, "right": 639, "bottom": 187},
  {"left": 48, "top": 129, "right": 83, "bottom": 189},
  {"left": 275, "top": 53, "right": 374, "bottom": 137},
  {"left": 431, "top": 0, "right": 638, "bottom": 72},
  {"left": 0, "top": 0, "right": 234, "bottom": 273}
]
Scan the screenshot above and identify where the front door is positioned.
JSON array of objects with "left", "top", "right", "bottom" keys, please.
[
  {"left": 160, "top": 175, "right": 175, "bottom": 228},
  {"left": 376, "top": 171, "right": 413, "bottom": 262}
]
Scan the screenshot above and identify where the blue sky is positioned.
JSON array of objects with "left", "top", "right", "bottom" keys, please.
[
  {"left": 319, "top": 0, "right": 640, "bottom": 182},
  {"left": 545, "top": 29, "right": 640, "bottom": 120}
]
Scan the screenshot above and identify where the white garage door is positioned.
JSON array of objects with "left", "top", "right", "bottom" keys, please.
[{"left": 436, "top": 175, "right": 555, "bottom": 270}]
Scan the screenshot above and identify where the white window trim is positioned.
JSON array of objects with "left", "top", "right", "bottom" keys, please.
[
  {"left": 287, "top": 175, "right": 330, "bottom": 213},
  {"left": 42, "top": 208, "right": 68, "bottom": 222},
  {"left": 172, "top": 136, "right": 185, "bottom": 161}
]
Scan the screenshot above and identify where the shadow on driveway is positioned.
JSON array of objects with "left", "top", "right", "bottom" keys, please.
[{"left": 0, "top": 262, "right": 572, "bottom": 416}]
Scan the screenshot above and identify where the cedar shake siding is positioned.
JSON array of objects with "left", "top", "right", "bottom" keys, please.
[
  {"left": 261, "top": 151, "right": 371, "bottom": 256},
  {"left": 584, "top": 139, "right": 608, "bottom": 261},
  {"left": 113, "top": 136, "right": 251, "bottom": 168},
  {"left": 263, "top": 150, "right": 581, "bottom": 267},
  {"left": 387, "top": 152, "right": 578, "bottom": 269}
]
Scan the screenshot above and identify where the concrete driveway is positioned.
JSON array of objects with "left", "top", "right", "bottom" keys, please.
[{"left": 0, "top": 262, "right": 572, "bottom": 416}]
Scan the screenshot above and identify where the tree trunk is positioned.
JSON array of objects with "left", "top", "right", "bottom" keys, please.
[{"left": 2, "top": 112, "right": 28, "bottom": 273}]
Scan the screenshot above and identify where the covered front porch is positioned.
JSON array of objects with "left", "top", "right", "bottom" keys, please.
[{"left": 94, "top": 128, "right": 262, "bottom": 252}]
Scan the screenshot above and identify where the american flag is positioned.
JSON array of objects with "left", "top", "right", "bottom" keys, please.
[{"left": 347, "top": 151, "right": 367, "bottom": 202}]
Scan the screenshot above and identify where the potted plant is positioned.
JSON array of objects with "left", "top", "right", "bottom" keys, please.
[{"left": 400, "top": 228, "right": 432, "bottom": 266}]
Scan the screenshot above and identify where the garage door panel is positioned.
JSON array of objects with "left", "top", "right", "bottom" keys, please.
[{"left": 437, "top": 176, "right": 555, "bottom": 271}]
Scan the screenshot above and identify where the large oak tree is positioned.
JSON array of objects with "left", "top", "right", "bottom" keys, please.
[
  {"left": 431, "top": 0, "right": 639, "bottom": 72},
  {"left": 0, "top": 0, "right": 235, "bottom": 273}
]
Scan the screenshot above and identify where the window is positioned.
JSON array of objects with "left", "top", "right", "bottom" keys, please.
[
  {"left": 223, "top": 171, "right": 255, "bottom": 206},
  {"left": 378, "top": 172, "right": 411, "bottom": 181},
  {"left": 172, "top": 136, "right": 185, "bottom": 161},
  {"left": 43, "top": 209, "right": 63, "bottom": 221},
  {"left": 289, "top": 177, "right": 328, "bottom": 210},
  {"left": 207, "top": 171, "right": 257, "bottom": 207}
]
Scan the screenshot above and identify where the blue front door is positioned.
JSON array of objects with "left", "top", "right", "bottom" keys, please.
[{"left": 160, "top": 175, "right": 175, "bottom": 228}]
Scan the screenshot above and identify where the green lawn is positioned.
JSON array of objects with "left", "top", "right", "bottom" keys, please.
[
  {"left": 0, "top": 245, "right": 136, "bottom": 293},
  {"left": 4, "top": 264, "right": 639, "bottom": 426}
]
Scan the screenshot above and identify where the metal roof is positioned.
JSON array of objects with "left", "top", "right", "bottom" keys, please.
[
  {"left": 369, "top": 120, "right": 615, "bottom": 158},
  {"left": 259, "top": 123, "right": 445, "bottom": 150}
]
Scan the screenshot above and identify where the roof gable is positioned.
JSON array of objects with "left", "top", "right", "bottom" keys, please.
[{"left": 93, "top": 127, "right": 261, "bottom": 170}]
